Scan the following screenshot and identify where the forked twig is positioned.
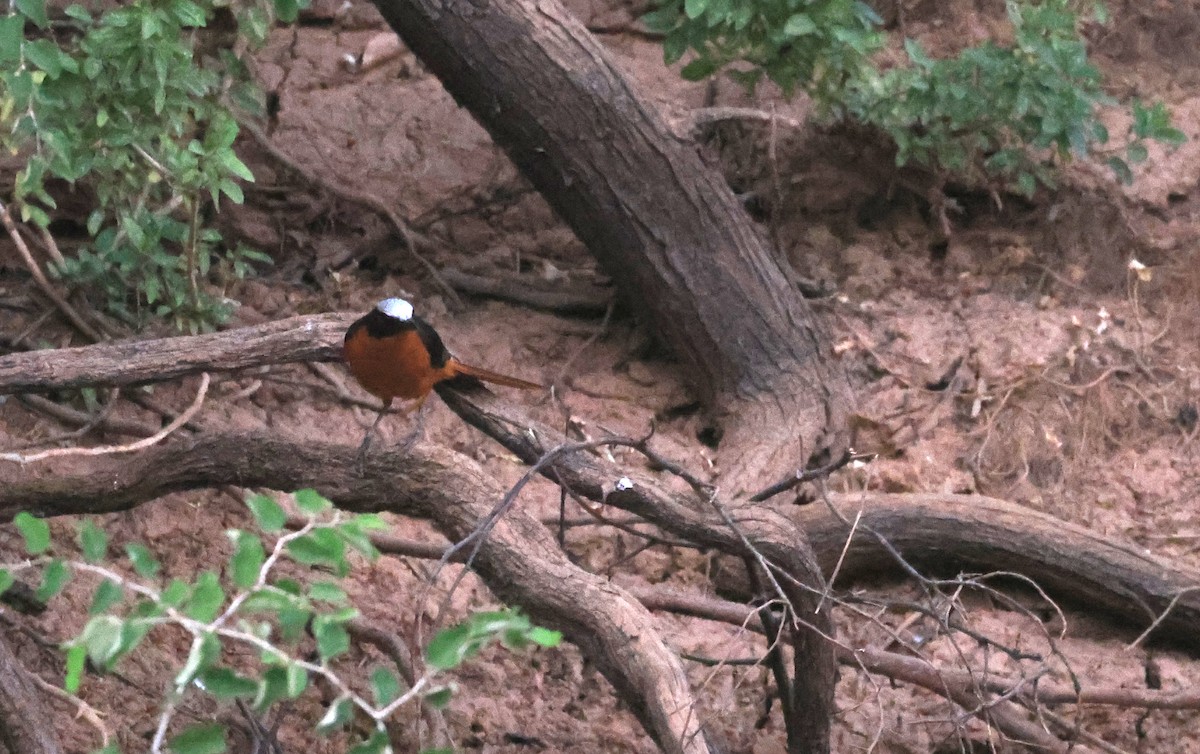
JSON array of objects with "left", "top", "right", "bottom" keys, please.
[{"left": 0, "top": 200, "right": 103, "bottom": 342}]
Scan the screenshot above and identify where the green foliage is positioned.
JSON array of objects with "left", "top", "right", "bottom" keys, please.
[
  {"left": 14, "top": 511, "right": 50, "bottom": 554},
  {"left": 646, "top": 0, "right": 1186, "bottom": 194},
  {"left": 5, "top": 489, "right": 562, "bottom": 754},
  {"left": 0, "top": 0, "right": 293, "bottom": 332},
  {"left": 426, "top": 609, "right": 563, "bottom": 672},
  {"left": 644, "top": 0, "right": 883, "bottom": 98}
]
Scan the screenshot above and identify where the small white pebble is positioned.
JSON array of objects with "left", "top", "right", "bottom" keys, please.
[{"left": 615, "top": 477, "right": 633, "bottom": 492}]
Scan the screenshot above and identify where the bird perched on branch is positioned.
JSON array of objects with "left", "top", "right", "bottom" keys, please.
[{"left": 343, "top": 297, "right": 542, "bottom": 458}]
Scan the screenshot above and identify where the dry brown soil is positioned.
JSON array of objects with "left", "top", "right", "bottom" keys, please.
[{"left": 3, "top": 1, "right": 1200, "bottom": 752}]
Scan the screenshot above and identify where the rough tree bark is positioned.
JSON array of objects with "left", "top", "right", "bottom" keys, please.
[
  {"left": 364, "top": 0, "right": 853, "bottom": 491},
  {"left": 0, "top": 633, "right": 63, "bottom": 754}
]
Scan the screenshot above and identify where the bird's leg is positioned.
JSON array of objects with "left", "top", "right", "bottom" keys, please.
[
  {"left": 396, "top": 394, "right": 430, "bottom": 453},
  {"left": 355, "top": 398, "right": 392, "bottom": 469}
]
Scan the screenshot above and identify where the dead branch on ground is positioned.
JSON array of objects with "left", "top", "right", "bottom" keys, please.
[
  {"left": 440, "top": 267, "right": 612, "bottom": 315},
  {"left": 0, "top": 434, "right": 710, "bottom": 754},
  {"left": 0, "top": 312, "right": 350, "bottom": 393}
]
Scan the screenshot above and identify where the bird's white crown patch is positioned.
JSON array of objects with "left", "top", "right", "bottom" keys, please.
[{"left": 377, "top": 297, "right": 414, "bottom": 321}]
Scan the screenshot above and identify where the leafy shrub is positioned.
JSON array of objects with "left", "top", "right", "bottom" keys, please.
[
  {"left": 0, "top": 0, "right": 296, "bottom": 332},
  {"left": 5, "top": 490, "right": 561, "bottom": 754},
  {"left": 645, "top": 0, "right": 1186, "bottom": 196}
]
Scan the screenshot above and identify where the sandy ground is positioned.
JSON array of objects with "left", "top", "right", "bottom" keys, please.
[{"left": 3, "top": 0, "right": 1200, "bottom": 752}]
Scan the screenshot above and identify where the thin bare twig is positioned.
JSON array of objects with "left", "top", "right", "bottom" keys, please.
[
  {"left": 0, "top": 374, "right": 209, "bottom": 463},
  {"left": 29, "top": 674, "right": 110, "bottom": 747},
  {"left": 0, "top": 200, "right": 103, "bottom": 342}
]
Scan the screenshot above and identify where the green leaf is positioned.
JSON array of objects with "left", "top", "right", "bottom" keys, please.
[
  {"left": 277, "top": 605, "right": 312, "bottom": 641},
  {"left": 14, "top": 513, "right": 51, "bottom": 555},
  {"left": 353, "top": 513, "right": 389, "bottom": 531},
  {"left": 0, "top": 15, "right": 24, "bottom": 65},
  {"left": 204, "top": 113, "right": 239, "bottom": 151},
  {"left": 198, "top": 667, "right": 258, "bottom": 699},
  {"left": 79, "top": 520, "right": 108, "bottom": 562},
  {"left": 23, "top": 39, "right": 66, "bottom": 77},
  {"left": 1157, "top": 127, "right": 1188, "bottom": 147},
  {"left": 662, "top": 29, "right": 688, "bottom": 65},
  {"left": 126, "top": 543, "right": 160, "bottom": 579},
  {"left": 1107, "top": 156, "right": 1133, "bottom": 185},
  {"left": 425, "top": 623, "right": 472, "bottom": 671},
  {"left": 0, "top": 570, "right": 13, "bottom": 599},
  {"left": 285, "top": 528, "right": 345, "bottom": 569},
  {"left": 1016, "top": 171, "right": 1037, "bottom": 197},
  {"left": 683, "top": 0, "right": 707, "bottom": 20},
  {"left": 36, "top": 559, "right": 70, "bottom": 602},
  {"left": 15, "top": 0, "right": 49, "bottom": 27},
  {"left": 370, "top": 666, "right": 400, "bottom": 706},
  {"left": 293, "top": 489, "right": 331, "bottom": 515},
  {"left": 253, "top": 666, "right": 289, "bottom": 711},
  {"left": 1127, "top": 141, "right": 1149, "bottom": 164},
  {"left": 168, "top": 723, "right": 226, "bottom": 754},
  {"left": 680, "top": 58, "right": 717, "bottom": 81},
  {"left": 64, "top": 644, "right": 87, "bottom": 693},
  {"left": 273, "top": 0, "right": 300, "bottom": 23},
  {"left": 89, "top": 579, "right": 124, "bottom": 616},
  {"left": 334, "top": 523, "right": 380, "bottom": 561},
  {"left": 185, "top": 572, "right": 225, "bottom": 622},
  {"left": 783, "top": 13, "right": 817, "bottom": 37},
  {"left": 78, "top": 615, "right": 123, "bottom": 666},
  {"left": 216, "top": 149, "right": 255, "bottom": 182},
  {"left": 170, "top": 0, "right": 207, "bottom": 26},
  {"left": 312, "top": 615, "right": 350, "bottom": 661},
  {"left": 640, "top": 5, "right": 680, "bottom": 33},
  {"left": 161, "top": 579, "right": 191, "bottom": 607},
  {"left": 246, "top": 494, "right": 286, "bottom": 532},
  {"left": 527, "top": 626, "right": 562, "bottom": 648},
  {"left": 347, "top": 731, "right": 390, "bottom": 754},
  {"left": 175, "top": 633, "right": 220, "bottom": 686},
  {"left": 308, "top": 581, "right": 347, "bottom": 604},
  {"left": 425, "top": 686, "right": 454, "bottom": 709},
  {"left": 228, "top": 531, "right": 265, "bottom": 589},
  {"left": 316, "top": 696, "right": 353, "bottom": 733},
  {"left": 241, "top": 587, "right": 298, "bottom": 614},
  {"left": 64, "top": 3, "right": 92, "bottom": 22},
  {"left": 218, "top": 179, "right": 244, "bottom": 204},
  {"left": 285, "top": 663, "right": 307, "bottom": 698}
]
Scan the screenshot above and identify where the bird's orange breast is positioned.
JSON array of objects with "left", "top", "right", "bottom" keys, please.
[{"left": 343, "top": 327, "right": 446, "bottom": 403}]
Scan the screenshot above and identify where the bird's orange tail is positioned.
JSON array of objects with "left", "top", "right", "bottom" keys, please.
[{"left": 449, "top": 361, "right": 543, "bottom": 391}]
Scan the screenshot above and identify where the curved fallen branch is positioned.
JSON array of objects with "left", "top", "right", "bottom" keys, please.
[
  {"left": 0, "top": 433, "right": 708, "bottom": 754},
  {"left": 436, "top": 381, "right": 1200, "bottom": 649},
  {"left": 0, "top": 313, "right": 349, "bottom": 394},
  {"left": 806, "top": 492, "right": 1200, "bottom": 647}
]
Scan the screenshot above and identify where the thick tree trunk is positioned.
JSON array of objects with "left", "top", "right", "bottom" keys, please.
[
  {"left": 366, "top": 0, "right": 853, "bottom": 490},
  {"left": 357, "top": 0, "right": 853, "bottom": 750}
]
